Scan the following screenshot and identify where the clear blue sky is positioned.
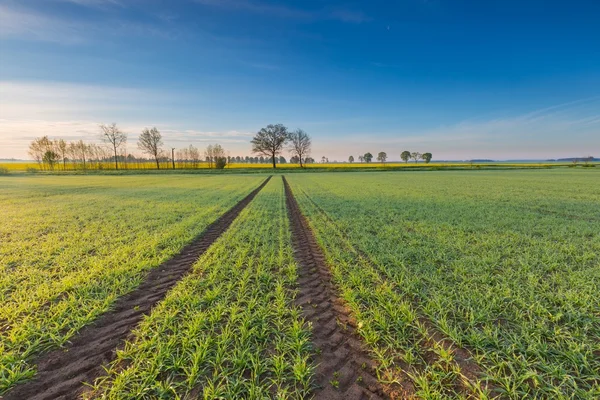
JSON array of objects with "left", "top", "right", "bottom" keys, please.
[{"left": 1, "top": 0, "right": 599, "bottom": 160}]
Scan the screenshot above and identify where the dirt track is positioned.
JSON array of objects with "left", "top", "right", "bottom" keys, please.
[
  {"left": 4, "top": 176, "right": 271, "bottom": 400},
  {"left": 283, "top": 176, "right": 399, "bottom": 400}
]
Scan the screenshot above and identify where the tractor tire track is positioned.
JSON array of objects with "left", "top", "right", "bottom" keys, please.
[
  {"left": 4, "top": 176, "right": 272, "bottom": 400},
  {"left": 283, "top": 176, "right": 405, "bottom": 400},
  {"left": 297, "top": 185, "right": 500, "bottom": 398}
]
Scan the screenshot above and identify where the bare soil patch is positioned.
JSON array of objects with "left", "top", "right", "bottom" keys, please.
[{"left": 4, "top": 176, "right": 271, "bottom": 400}]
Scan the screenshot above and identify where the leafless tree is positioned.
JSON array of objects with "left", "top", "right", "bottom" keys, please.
[
  {"left": 28, "top": 136, "right": 53, "bottom": 169},
  {"left": 138, "top": 127, "right": 163, "bottom": 169},
  {"left": 55, "top": 139, "right": 68, "bottom": 170},
  {"left": 411, "top": 152, "right": 422, "bottom": 163},
  {"left": 71, "top": 140, "right": 89, "bottom": 170},
  {"left": 251, "top": 124, "right": 289, "bottom": 169},
  {"left": 100, "top": 123, "right": 127, "bottom": 170},
  {"left": 189, "top": 144, "right": 200, "bottom": 168},
  {"left": 288, "top": 129, "right": 311, "bottom": 168}
]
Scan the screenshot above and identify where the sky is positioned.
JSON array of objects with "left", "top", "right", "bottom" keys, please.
[{"left": 0, "top": 0, "right": 599, "bottom": 161}]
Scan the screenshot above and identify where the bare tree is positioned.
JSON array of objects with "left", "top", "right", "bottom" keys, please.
[
  {"left": 411, "top": 152, "right": 422, "bottom": 163},
  {"left": 100, "top": 123, "right": 127, "bottom": 170},
  {"left": 358, "top": 155, "right": 364, "bottom": 163},
  {"left": 73, "top": 140, "right": 89, "bottom": 170},
  {"left": 28, "top": 136, "right": 53, "bottom": 169},
  {"left": 189, "top": 145, "right": 200, "bottom": 168},
  {"left": 288, "top": 129, "right": 311, "bottom": 168},
  {"left": 251, "top": 124, "right": 289, "bottom": 169},
  {"left": 138, "top": 127, "right": 163, "bottom": 169},
  {"left": 55, "top": 139, "right": 68, "bottom": 170},
  {"left": 204, "top": 144, "right": 214, "bottom": 168}
]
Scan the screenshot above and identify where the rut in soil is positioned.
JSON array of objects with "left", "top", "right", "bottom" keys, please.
[
  {"left": 283, "top": 176, "right": 406, "bottom": 400},
  {"left": 4, "top": 176, "right": 272, "bottom": 400}
]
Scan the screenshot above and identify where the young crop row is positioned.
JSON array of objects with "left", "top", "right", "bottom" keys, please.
[
  {"left": 87, "top": 178, "right": 313, "bottom": 399},
  {"left": 0, "top": 175, "right": 264, "bottom": 392},
  {"left": 286, "top": 170, "right": 600, "bottom": 399}
]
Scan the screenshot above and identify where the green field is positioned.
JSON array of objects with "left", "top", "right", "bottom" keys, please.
[
  {"left": 0, "top": 175, "right": 264, "bottom": 389},
  {"left": 287, "top": 170, "right": 600, "bottom": 398},
  {"left": 1, "top": 170, "right": 598, "bottom": 399}
]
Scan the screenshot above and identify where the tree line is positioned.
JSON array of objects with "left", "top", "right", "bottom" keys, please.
[
  {"left": 28, "top": 121, "right": 432, "bottom": 170},
  {"left": 28, "top": 123, "right": 315, "bottom": 170},
  {"left": 347, "top": 151, "right": 433, "bottom": 164}
]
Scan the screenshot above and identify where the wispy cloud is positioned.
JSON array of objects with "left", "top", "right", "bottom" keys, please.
[
  {"left": 0, "top": 80, "right": 255, "bottom": 158},
  {"left": 194, "top": 0, "right": 312, "bottom": 19},
  {"left": 58, "top": 0, "right": 124, "bottom": 8},
  {"left": 309, "top": 98, "right": 600, "bottom": 160},
  {"left": 0, "top": 4, "right": 86, "bottom": 44},
  {"left": 0, "top": 2, "right": 179, "bottom": 44},
  {"left": 194, "top": 0, "right": 369, "bottom": 23}
]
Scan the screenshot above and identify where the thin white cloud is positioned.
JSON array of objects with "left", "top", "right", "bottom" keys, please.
[
  {"left": 0, "top": 4, "right": 86, "bottom": 44},
  {"left": 0, "top": 80, "right": 255, "bottom": 158},
  {"left": 194, "top": 0, "right": 369, "bottom": 23},
  {"left": 332, "top": 98, "right": 600, "bottom": 160},
  {"left": 58, "top": 0, "right": 124, "bottom": 7},
  {"left": 0, "top": 3, "right": 179, "bottom": 44},
  {"left": 1, "top": 80, "right": 598, "bottom": 160}
]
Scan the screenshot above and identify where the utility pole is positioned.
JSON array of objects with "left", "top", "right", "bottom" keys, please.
[{"left": 172, "top": 148, "right": 176, "bottom": 169}]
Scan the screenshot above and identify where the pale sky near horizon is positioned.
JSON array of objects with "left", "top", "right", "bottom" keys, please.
[{"left": 1, "top": 0, "right": 599, "bottom": 161}]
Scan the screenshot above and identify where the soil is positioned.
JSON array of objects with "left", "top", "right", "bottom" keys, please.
[
  {"left": 283, "top": 176, "right": 408, "bottom": 400},
  {"left": 3, "top": 176, "right": 271, "bottom": 400}
]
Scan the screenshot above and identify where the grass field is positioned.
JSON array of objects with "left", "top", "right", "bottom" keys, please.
[
  {"left": 0, "top": 175, "right": 264, "bottom": 391},
  {"left": 287, "top": 170, "right": 600, "bottom": 398},
  {"left": 1, "top": 169, "right": 598, "bottom": 399}
]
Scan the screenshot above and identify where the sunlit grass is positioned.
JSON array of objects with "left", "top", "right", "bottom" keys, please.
[
  {"left": 0, "top": 174, "right": 264, "bottom": 392},
  {"left": 287, "top": 169, "right": 600, "bottom": 398},
  {"left": 88, "top": 178, "right": 314, "bottom": 399}
]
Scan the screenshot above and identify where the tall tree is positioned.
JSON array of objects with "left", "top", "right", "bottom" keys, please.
[
  {"left": 100, "top": 123, "right": 127, "bottom": 170},
  {"left": 70, "top": 140, "right": 89, "bottom": 170},
  {"left": 138, "top": 127, "right": 163, "bottom": 169},
  {"left": 212, "top": 144, "right": 226, "bottom": 169},
  {"left": 377, "top": 152, "right": 387, "bottom": 163},
  {"left": 364, "top": 152, "right": 373, "bottom": 163},
  {"left": 189, "top": 145, "right": 200, "bottom": 168},
  {"left": 411, "top": 152, "right": 422, "bottom": 163},
  {"left": 28, "top": 136, "right": 53, "bottom": 169},
  {"left": 401, "top": 151, "right": 411, "bottom": 163},
  {"left": 421, "top": 152, "right": 433, "bottom": 163},
  {"left": 348, "top": 155, "right": 354, "bottom": 163},
  {"left": 251, "top": 124, "right": 289, "bottom": 169},
  {"left": 42, "top": 150, "right": 60, "bottom": 170},
  {"left": 55, "top": 139, "right": 68, "bottom": 170},
  {"left": 288, "top": 129, "right": 311, "bottom": 168},
  {"left": 204, "top": 144, "right": 214, "bottom": 168}
]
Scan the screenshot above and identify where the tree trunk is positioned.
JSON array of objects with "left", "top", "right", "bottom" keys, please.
[
  {"left": 155, "top": 155, "right": 160, "bottom": 169},
  {"left": 272, "top": 154, "right": 276, "bottom": 169},
  {"left": 113, "top": 145, "right": 118, "bottom": 170}
]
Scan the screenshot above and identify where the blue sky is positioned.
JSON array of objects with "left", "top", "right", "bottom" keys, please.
[{"left": 0, "top": 0, "right": 599, "bottom": 160}]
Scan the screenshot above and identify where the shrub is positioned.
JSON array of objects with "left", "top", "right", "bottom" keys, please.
[
  {"left": 26, "top": 167, "right": 38, "bottom": 173},
  {"left": 215, "top": 157, "right": 227, "bottom": 169},
  {"left": 0, "top": 167, "right": 9, "bottom": 175}
]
